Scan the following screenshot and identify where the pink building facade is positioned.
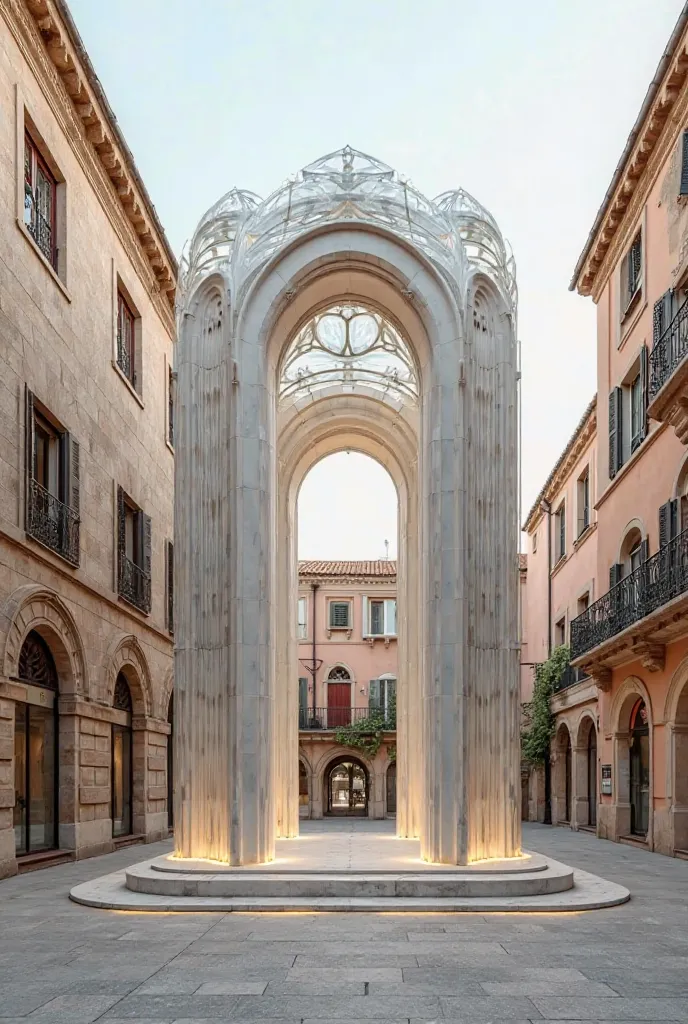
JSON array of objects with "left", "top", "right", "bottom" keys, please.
[
  {"left": 524, "top": 10, "right": 688, "bottom": 858},
  {"left": 296, "top": 561, "right": 397, "bottom": 820}
]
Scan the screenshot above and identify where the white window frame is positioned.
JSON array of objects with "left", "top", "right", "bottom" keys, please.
[
  {"left": 297, "top": 596, "right": 308, "bottom": 639},
  {"left": 362, "top": 596, "right": 397, "bottom": 637}
]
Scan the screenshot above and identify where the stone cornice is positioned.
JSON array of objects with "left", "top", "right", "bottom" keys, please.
[
  {"left": 299, "top": 577, "right": 397, "bottom": 587},
  {"left": 523, "top": 398, "right": 597, "bottom": 532},
  {"left": 2, "top": 0, "right": 177, "bottom": 330},
  {"left": 572, "top": 15, "right": 688, "bottom": 298}
]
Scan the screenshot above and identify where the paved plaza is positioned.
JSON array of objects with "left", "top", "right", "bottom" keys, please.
[{"left": 0, "top": 821, "right": 687, "bottom": 1023}]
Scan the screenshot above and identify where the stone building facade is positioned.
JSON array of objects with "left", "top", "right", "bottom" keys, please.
[
  {"left": 523, "top": 6, "right": 688, "bottom": 859},
  {"left": 0, "top": 0, "right": 176, "bottom": 877},
  {"left": 297, "top": 561, "right": 397, "bottom": 820}
]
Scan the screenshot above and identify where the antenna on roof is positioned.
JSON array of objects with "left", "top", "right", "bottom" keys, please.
[{"left": 384, "top": 539, "right": 389, "bottom": 560}]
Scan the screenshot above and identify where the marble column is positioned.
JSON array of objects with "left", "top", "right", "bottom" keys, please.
[{"left": 174, "top": 284, "right": 274, "bottom": 865}]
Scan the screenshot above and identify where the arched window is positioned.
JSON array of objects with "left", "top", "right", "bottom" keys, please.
[
  {"left": 327, "top": 665, "right": 351, "bottom": 681},
  {"left": 112, "top": 672, "right": 133, "bottom": 838},
  {"left": 14, "top": 631, "right": 58, "bottom": 855},
  {"left": 279, "top": 305, "right": 418, "bottom": 404}
]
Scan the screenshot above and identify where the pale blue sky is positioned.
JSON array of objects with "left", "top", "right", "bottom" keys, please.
[{"left": 68, "top": 0, "right": 683, "bottom": 558}]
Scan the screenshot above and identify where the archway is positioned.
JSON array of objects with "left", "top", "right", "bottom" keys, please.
[
  {"left": 386, "top": 762, "right": 397, "bottom": 816},
  {"left": 575, "top": 714, "right": 597, "bottom": 829},
  {"left": 325, "top": 756, "right": 369, "bottom": 816},
  {"left": 298, "top": 759, "right": 310, "bottom": 818},
  {"left": 553, "top": 724, "right": 572, "bottom": 824},
  {"left": 111, "top": 673, "right": 133, "bottom": 838},
  {"left": 14, "top": 631, "right": 59, "bottom": 856},
  {"left": 665, "top": 662, "right": 688, "bottom": 853},
  {"left": 629, "top": 699, "right": 650, "bottom": 837},
  {"left": 174, "top": 147, "right": 520, "bottom": 866}
]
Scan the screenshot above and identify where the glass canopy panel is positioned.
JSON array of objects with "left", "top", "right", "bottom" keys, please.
[{"left": 279, "top": 305, "right": 418, "bottom": 404}]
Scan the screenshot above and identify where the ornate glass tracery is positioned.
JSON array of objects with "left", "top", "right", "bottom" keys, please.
[
  {"left": 18, "top": 630, "right": 57, "bottom": 690},
  {"left": 280, "top": 305, "right": 418, "bottom": 403}
]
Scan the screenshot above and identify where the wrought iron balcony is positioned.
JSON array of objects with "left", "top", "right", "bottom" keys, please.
[
  {"left": 552, "top": 663, "right": 589, "bottom": 692},
  {"left": 117, "top": 330, "right": 135, "bottom": 386},
  {"left": 118, "top": 554, "right": 151, "bottom": 614},
  {"left": 26, "top": 478, "right": 80, "bottom": 566},
  {"left": 650, "top": 297, "right": 688, "bottom": 401},
  {"left": 571, "top": 528, "right": 688, "bottom": 660},
  {"left": 299, "top": 707, "right": 396, "bottom": 730}
]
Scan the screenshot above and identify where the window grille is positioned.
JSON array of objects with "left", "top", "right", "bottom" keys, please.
[
  {"left": 24, "top": 133, "right": 57, "bottom": 268},
  {"left": 117, "top": 293, "right": 136, "bottom": 386}
]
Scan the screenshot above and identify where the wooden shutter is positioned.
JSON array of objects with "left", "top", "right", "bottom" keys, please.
[
  {"left": 659, "top": 498, "right": 679, "bottom": 548},
  {"left": 680, "top": 130, "right": 688, "bottom": 196},
  {"left": 25, "top": 386, "right": 35, "bottom": 530},
  {"left": 653, "top": 291, "right": 673, "bottom": 348},
  {"left": 361, "top": 596, "right": 368, "bottom": 637},
  {"left": 609, "top": 389, "right": 618, "bottom": 479},
  {"left": 116, "top": 485, "right": 125, "bottom": 588},
  {"left": 69, "top": 436, "right": 80, "bottom": 514},
  {"left": 639, "top": 344, "right": 649, "bottom": 441},
  {"left": 640, "top": 538, "right": 649, "bottom": 563},
  {"left": 609, "top": 563, "right": 623, "bottom": 589},
  {"left": 368, "top": 679, "right": 380, "bottom": 711},
  {"left": 166, "top": 540, "right": 174, "bottom": 634},
  {"left": 142, "top": 513, "right": 152, "bottom": 574}
]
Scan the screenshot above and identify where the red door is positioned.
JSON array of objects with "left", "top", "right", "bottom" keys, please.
[{"left": 327, "top": 683, "right": 351, "bottom": 728}]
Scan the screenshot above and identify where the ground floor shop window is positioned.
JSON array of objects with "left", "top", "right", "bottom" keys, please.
[
  {"left": 14, "top": 631, "right": 58, "bottom": 855},
  {"left": 112, "top": 673, "right": 133, "bottom": 838}
]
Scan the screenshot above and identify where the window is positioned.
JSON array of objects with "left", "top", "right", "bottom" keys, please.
[
  {"left": 554, "top": 503, "right": 566, "bottom": 563},
  {"left": 366, "top": 598, "right": 397, "bottom": 636},
  {"left": 629, "top": 541, "right": 643, "bottom": 575},
  {"left": 25, "top": 388, "right": 80, "bottom": 565},
  {"left": 577, "top": 592, "right": 590, "bottom": 615},
  {"left": 117, "top": 291, "right": 136, "bottom": 387},
  {"left": 369, "top": 676, "right": 396, "bottom": 719},
  {"left": 329, "top": 601, "right": 351, "bottom": 629},
  {"left": 24, "top": 131, "right": 56, "bottom": 269},
  {"left": 653, "top": 290, "right": 674, "bottom": 348},
  {"left": 609, "top": 346, "right": 649, "bottom": 476},
  {"left": 165, "top": 540, "right": 174, "bottom": 635},
  {"left": 621, "top": 232, "right": 642, "bottom": 315},
  {"left": 117, "top": 486, "right": 151, "bottom": 613},
  {"left": 532, "top": 530, "right": 537, "bottom": 553},
  {"left": 680, "top": 130, "right": 688, "bottom": 197},
  {"left": 577, "top": 469, "right": 590, "bottom": 537},
  {"left": 297, "top": 597, "right": 308, "bottom": 639},
  {"left": 555, "top": 617, "right": 566, "bottom": 647}
]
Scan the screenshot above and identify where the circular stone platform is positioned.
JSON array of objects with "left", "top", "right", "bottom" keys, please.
[{"left": 69, "top": 831, "right": 630, "bottom": 914}]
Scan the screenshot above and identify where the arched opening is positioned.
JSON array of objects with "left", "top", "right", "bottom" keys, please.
[
  {"left": 629, "top": 698, "right": 650, "bottom": 837},
  {"left": 325, "top": 756, "right": 369, "bottom": 816},
  {"left": 575, "top": 715, "right": 598, "bottom": 830},
  {"left": 553, "top": 724, "right": 572, "bottom": 825},
  {"left": 14, "top": 631, "right": 59, "bottom": 855},
  {"left": 587, "top": 724, "right": 598, "bottom": 827},
  {"left": 111, "top": 672, "right": 133, "bottom": 838},
  {"left": 671, "top": 676, "right": 688, "bottom": 853},
  {"left": 620, "top": 526, "right": 644, "bottom": 578},
  {"left": 167, "top": 692, "right": 174, "bottom": 830},
  {"left": 298, "top": 760, "right": 309, "bottom": 817},
  {"left": 386, "top": 761, "right": 397, "bottom": 816}
]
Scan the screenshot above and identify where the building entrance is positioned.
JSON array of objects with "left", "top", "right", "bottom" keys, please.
[
  {"left": 630, "top": 699, "right": 650, "bottom": 836},
  {"left": 326, "top": 758, "right": 368, "bottom": 815}
]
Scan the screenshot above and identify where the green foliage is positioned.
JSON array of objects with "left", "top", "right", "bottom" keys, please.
[
  {"left": 335, "top": 692, "right": 396, "bottom": 759},
  {"left": 521, "top": 644, "right": 570, "bottom": 765}
]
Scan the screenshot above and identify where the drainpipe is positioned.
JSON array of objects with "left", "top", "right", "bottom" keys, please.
[
  {"left": 311, "top": 583, "right": 319, "bottom": 723},
  {"left": 539, "top": 497, "right": 553, "bottom": 824}
]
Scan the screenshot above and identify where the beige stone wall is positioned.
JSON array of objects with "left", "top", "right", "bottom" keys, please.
[{"left": 0, "top": 0, "right": 174, "bottom": 878}]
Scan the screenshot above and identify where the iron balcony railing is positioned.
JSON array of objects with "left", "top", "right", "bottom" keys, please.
[
  {"left": 117, "top": 329, "right": 135, "bottom": 387},
  {"left": 27, "top": 478, "right": 80, "bottom": 566},
  {"left": 553, "top": 663, "right": 589, "bottom": 692},
  {"left": 118, "top": 554, "right": 151, "bottom": 614},
  {"left": 650, "top": 296, "right": 688, "bottom": 400},
  {"left": 571, "top": 527, "right": 688, "bottom": 659},
  {"left": 298, "top": 706, "right": 396, "bottom": 730}
]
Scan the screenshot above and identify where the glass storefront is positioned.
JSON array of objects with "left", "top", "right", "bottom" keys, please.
[{"left": 14, "top": 632, "right": 58, "bottom": 856}]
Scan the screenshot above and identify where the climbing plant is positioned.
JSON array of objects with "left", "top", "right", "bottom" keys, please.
[
  {"left": 521, "top": 644, "right": 570, "bottom": 765},
  {"left": 335, "top": 693, "right": 396, "bottom": 759}
]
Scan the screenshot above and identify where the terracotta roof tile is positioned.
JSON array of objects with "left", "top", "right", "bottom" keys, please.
[{"left": 298, "top": 560, "right": 397, "bottom": 578}]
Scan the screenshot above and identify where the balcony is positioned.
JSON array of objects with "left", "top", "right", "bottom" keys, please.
[
  {"left": 570, "top": 528, "right": 688, "bottom": 675},
  {"left": 118, "top": 554, "right": 151, "bottom": 614},
  {"left": 26, "top": 478, "right": 80, "bottom": 566},
  {"left": 552, "top": 663, "right": 589, "bottom": 692},
  {"left": 299, "top": 707, "right": 396, "bottom": 731},
  {"left": 648, "top": 297, "right": 688, "bottom": 443}
]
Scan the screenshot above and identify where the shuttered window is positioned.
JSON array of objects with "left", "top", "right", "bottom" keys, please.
[
  {"left": 24, "top": 132, "right": 57, "bottom": 269},
  {"left": 25, "top": 387, "right": 80, "bottom": 566},
  {"left": 117, "top": 486, "right": 152, "bottom": 613},
  {"left": 659, "top": 498, "right": 680, "bottom": 549},
  {"left": 653, "top": 291, "right": 673, "bottom": 348},
  {"left": 623, "top": 233, "right": 642, "bottom": 312},
  {"left": 609, "top": 387, "right": 622, "bottom": 479},
  {"left": 329, "top": 601, "right": 351, "bottom": 629},
  {"left": 680, "top": 130, "right": 688, "bottom": 196}
]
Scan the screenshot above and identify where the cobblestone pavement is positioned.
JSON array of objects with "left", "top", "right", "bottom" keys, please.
[{"left": 0, "top": 820, "right": 687, "bottom": 1023}]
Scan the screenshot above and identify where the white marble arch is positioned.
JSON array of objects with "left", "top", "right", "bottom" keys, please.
[{"left": 175, "top": 150, "right": 519, "bottom": 865}]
